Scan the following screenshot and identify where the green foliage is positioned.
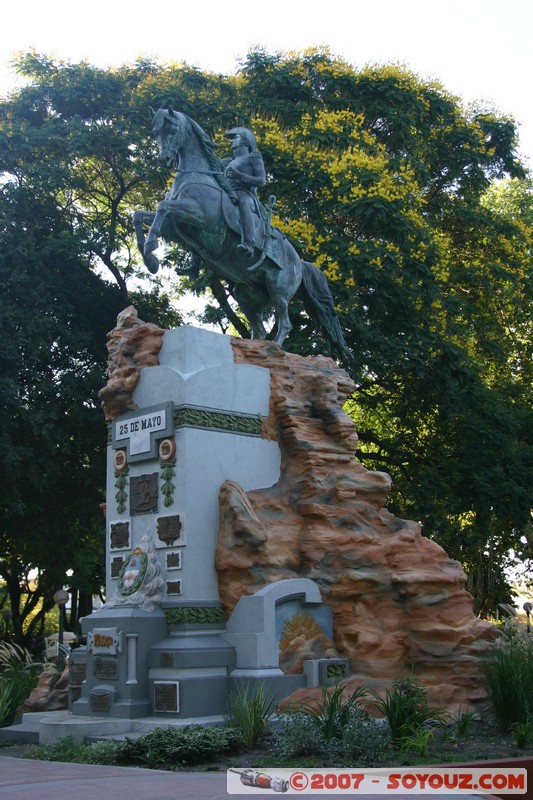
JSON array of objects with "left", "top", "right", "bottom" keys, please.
[
  {"left": 455, "top": 710, "right": 480, "bottom": 737},
  {"left": 0, "top": 641, "right": 45, "bottom": 726},
  {"left": 484, "top": 627, "right": 533, "bottom": 730},
  {"left": 272, "top": 704, "right": 390, "bottom": 765},
  {"left": 1, "top": 47, "right": 532, "bottom": 615},
  {"left": 115, "top": 725, "right": 243, "bottom": 768},
  {"left": 24, "top": 736, "right": 92, "bottom": 762},
  {"left": 0, "top": 680, "right": 17, "bottom": 728},
  {"left": 512, "top": 721, "right": 533, "bottom": 749},
  {"left": 399, "top": 726, "right": 436, "bottom": 756},
  {"left": 372, "top": 674, "right": 447, "bottom": 745},
  {"left": 24, "top": 735, "right": 120, "bottom": 764},
  {"left": 225, "top": 682, "right": 277, "bottom": 747},
  {"left": 300, "top": 683, "right": 368, "bottom": 741},
  {"left": 24, "top": 726, "right": 244, "bottom": 768}
]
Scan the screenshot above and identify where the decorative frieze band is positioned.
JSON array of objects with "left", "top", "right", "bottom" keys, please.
[
  {"left": 173, "top": 406, "right": 262, "bottom": 437},
  {"left": 164, "top": 606, "right": 226, "bottom": 626}
]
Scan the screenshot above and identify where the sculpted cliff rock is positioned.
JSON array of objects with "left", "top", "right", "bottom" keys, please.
[
  {"left": 98, "top": 306, "right": 165, "bottom": 422},
  {"left": 216, "top": 338, "right": 496, "bottom": 712}
]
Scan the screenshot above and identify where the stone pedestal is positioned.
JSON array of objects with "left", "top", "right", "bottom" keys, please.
[
  {"left": 74, "top": 324, "right": 282, "bottom": 719},
  {"left": 73, "top": 607, "right": 167, "bottom": 719}
]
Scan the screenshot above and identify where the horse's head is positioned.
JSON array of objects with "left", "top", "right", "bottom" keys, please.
[
  {"left": 149, "top": 107, "right": 221, "bottom": 175},
  {"left": 150, "top": 107, "right": 184, "bottom": 169}
]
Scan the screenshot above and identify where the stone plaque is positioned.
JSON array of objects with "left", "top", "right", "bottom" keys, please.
[
  {"left": 130, "top": 473, "right": 158, "bottom": 514},
  {"left": 69, "top": 661, "right": 86, "bottom": 686},
  {"left": 111, "top": 556, "right": 124, "bottom": 578},
  {"left": 166, "top": 579, "right": 182, "bottom": 596},
  {"left": 112, "top": 403, "right": 174, "bottom": 462},
  {"left": 326, "top": 662, "right": 347, "bottom": 679},
  {"left": 318, "top": 658, "right": 350, "bottom": 684},
  {"left": 110, "top": 522, "right": 129, "bottom": 549},
  {"left": 90, "top": 688, "right": 114, "bottom": 713},
  {"left": 157, "top": 515, "right": 182, "bottom": 546},
  {"left": 87, "top": 628, "right": 122, "bottom": 655},
  {"left": 93, "top": 656, "right": 118, "bottom": 681},
  {"left": 166, "top": 552, "right": 181, "bottom": 570},
  {"left": 154, "top": 681, "right": 179, "bottom": 713}
]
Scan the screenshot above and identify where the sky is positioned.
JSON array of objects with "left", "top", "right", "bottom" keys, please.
[{"left": 1, "top": 0, "right": 533, "bottom": 168}]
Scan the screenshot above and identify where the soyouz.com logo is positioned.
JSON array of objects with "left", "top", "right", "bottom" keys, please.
[{"left": 227, "top": 766, "right": 527, "bottom": 794}]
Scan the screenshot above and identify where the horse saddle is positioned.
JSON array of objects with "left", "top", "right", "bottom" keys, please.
[{"left": 221, "top": 193, "right": 290, "bottom": 270}]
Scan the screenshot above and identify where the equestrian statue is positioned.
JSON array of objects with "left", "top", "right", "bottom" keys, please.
[{"left": 133, "top": 108, "right": 349, "bottom": 356}]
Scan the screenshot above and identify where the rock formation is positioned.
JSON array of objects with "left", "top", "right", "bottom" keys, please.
[
  {"left": 17, "top": 668, "right": 69, "bottom": 715},
  {"left": 98, "top": 306, "right": 165, "bottom": 421},
  {"left": 216, "top": 338, "right": 497, "bottom": 713}
]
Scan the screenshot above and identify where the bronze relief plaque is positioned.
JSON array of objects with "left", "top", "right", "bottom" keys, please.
[
  {"left": 110, "top": 522, "right": 129, "bottom": 549},
  {"left": 93, "top": 656, "right": 118, "bottom": 681},
  {"left": 157, "top": 515, "right": 182, "bottom": 546},
  {"left": 111, "top": 557, "right": 125, "bottom": 578},
  {"left": 154, "top": 681, "right": 179, "bottom": 713},
  {"left": 130, "top": 473, "right": 158, "bottom": 514}
]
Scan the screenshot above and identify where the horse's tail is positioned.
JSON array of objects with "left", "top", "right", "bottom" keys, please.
[{"left": 300, "top": 261, "right": 351, "bottom": 360}]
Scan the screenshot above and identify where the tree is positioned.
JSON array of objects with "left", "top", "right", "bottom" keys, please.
[
  {"left": 228, "top": 51, "right": 533, "bottom": 611},
  {"left": 1, "top": 48, "right": 531, "bottom": 618},
  {"left": 0, "top": 60, "right": 182, "bottom": 643}
]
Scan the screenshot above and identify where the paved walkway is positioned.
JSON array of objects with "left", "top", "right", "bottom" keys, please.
[
  {"left": 0, "top": 755, "right": 495, "bottom": 800},
  {"left": 0, "top": 755, "right": 253, "bottom": 799}
]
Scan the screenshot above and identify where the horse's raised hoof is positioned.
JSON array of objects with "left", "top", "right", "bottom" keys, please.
[{"left": 145, "top": 254, "right": 160, "bottom": 274}]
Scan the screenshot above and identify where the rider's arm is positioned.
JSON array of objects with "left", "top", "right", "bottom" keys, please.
[{"left": 229, "top": 152, "right": 266, "bottom": 189}]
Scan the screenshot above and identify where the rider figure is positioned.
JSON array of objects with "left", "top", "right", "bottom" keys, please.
[{"left": 223, "top": 127, "right": 266, "bottom": 258}]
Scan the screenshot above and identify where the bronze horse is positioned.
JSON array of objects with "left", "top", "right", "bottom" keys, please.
[{"left": 133, "top": 108, "right": 348, "bottom": 355}]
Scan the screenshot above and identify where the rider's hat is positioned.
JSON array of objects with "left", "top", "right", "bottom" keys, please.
[{"left": 224, "top": 127, "right": 257, "bottom": 151}]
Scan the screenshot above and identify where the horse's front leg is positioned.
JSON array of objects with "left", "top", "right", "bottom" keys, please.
[
  {"left": 132, "top": 210, "right": 155, "bottom": 259},
  {"left": 141, "top": 200, "right": 173, "bottom": 274}
]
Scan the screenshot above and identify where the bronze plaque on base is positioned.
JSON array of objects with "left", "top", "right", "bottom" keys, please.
[
  {"left": 157, "top": 515, "right": 182, "bottom": 546},
  {"left": 130, "top": 474, "right": 158, "bottom": 514},
  {"left": 69, "top": 662, "right": 87, "bottom": 686},
  {"left": 93, "top": 656, "right": 118, "bottom": 681},
  {"left": 110, "top": 522, "right": 130, "bottom": 549},
  {"left": 90, "top": 688, "right": 114, "bottom": 713},
  {"left": 111, "top": 556, "right": 124, "bottom": 578},
  {"left": 154, "top": 681, "right": 179, "bottom": 713}
]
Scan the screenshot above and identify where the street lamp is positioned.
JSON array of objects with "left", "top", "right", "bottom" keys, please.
[{"left": 53, "top": 589, "right": 69, "bottom": 671}]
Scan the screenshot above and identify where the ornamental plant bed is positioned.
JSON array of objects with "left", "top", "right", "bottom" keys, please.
[{"left": 216, "top": 721, "right": 533, "bottom": 770}]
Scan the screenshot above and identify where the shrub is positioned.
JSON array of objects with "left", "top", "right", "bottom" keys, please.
[
  {"left": 24, "top": 736, "right": 84, "bottom": 762},
  {"left": 0, "top": 641, "right": 45, "bottom": 727},
  {"left": 455, "top": 710, "right": 480, "bottom": 737},
  {"left": 372, "top": 673, "right": 446, "bottom": 745},
  {"left": 512, "top": 721, "right": 533, "bottom": 749},
  {"left": 272, "top": 706, "right": 390, "bottom": 765},
  {"left": 115, "top": 725, "right": 244, "bottom": 768},
  {"left": 484, "top": 627, "right": 533, "bottom": 731},
  {"left": 25, "top": 726, "right": 244, "bottom": 769},
  {"left": 272, "top": 684, "right": 389, "bottom": 765},
  {"left": 226, "top": 681, "right": 277, "bottom": 746},
  {"left": 0, "top": 680, "right": 17, "bottom": 728},
  {"left": 399, "top": 726, "right": 436, "bottom": 756},
  {"left": 301, "top": 683, "right": 368, "bottom": 741},
  {"left": 272, "top": 711, "right": 319, "bottom": 759}
]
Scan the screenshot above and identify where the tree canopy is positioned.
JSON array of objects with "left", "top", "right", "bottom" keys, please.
[{"left": 0, "top": 48, "right": 531, "bottom": 635}]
